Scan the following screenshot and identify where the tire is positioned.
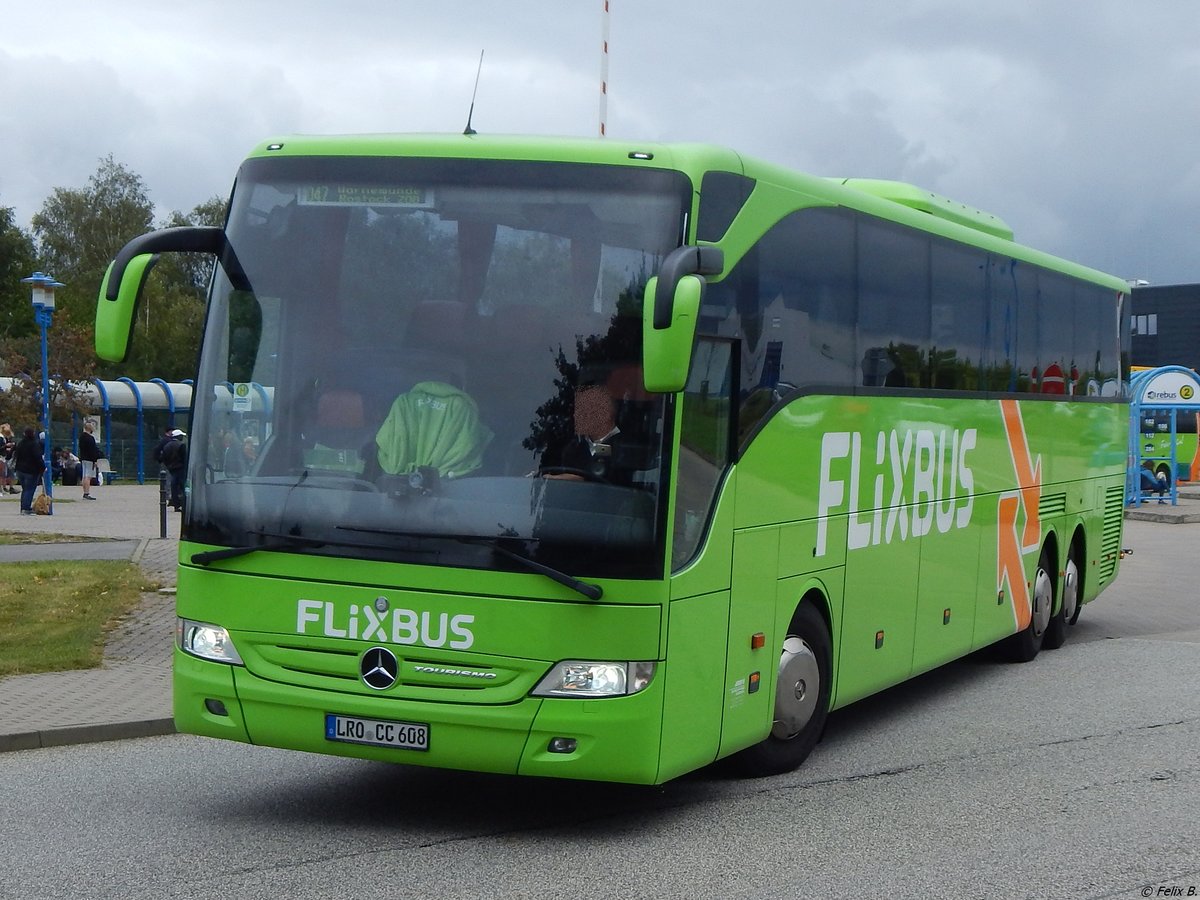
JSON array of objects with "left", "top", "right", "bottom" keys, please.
[
  {"left": 1043, "top": 544, "right": 1081, "bottom": 649},
  {"left": 1066, "top": 549, "right": 1084, "bottom": 626},
  {"left": 1002, "top": 544, "right": 1056, "bottom": 662},
  {"left": 730, "top": 603, "right": 831, "bottom": 776}
]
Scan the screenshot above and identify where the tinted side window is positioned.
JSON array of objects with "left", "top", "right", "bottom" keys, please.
[
  {"left": 702, "top": 202, "right": 1120, "bottom": 435},
  {"left": 930, "top": 240, "right": 985, "bottom": 390},
  {"left": 987, "top": 257, "right": 1038, "bottom": 392},
  {"left": 857, "top": 218, "right": 930, "bottom": 388},
  {"left": 1037, "top": 272, "right": 1074, "bottom": 394},
  {"left": 762, "top": 207, "right": 857, "bottom": 391},
  {"left": 675, "top": 338, "right": 735, "bottom": 569},
  {"left": 707, "top": 207, "right": 857, "bottom": 443},
  {"left": 696, "top": 172, "right": 756, "bottom": 242},
  {"left": 1068, "top": 282, "right": 1102, "bottom": 394}
]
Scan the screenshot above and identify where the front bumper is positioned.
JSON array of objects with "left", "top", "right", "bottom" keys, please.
[{"left": 174, "top": 649, "right": 667, "bottom": 783}]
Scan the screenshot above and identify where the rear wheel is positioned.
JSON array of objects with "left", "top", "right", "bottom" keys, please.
[
  {"left": 731, "top": 603, "right": 831, "bottom": 776},
  {"left": 1044, "top": 545, "right": 1081, "bottom": 649},
  {"left": 1065, "top": 551, "right": 1084, "bottom": 625},
  {"left": 1003, "top": 544, "right": 1055, "bottom": 662}
]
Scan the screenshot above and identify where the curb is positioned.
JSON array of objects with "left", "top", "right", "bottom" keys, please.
[
  {"left": 1124, "top": 508, "right": 1200, "bottom": 524},
  {"left": 0, "top": 718, "right": 176, "bottom": 753}
]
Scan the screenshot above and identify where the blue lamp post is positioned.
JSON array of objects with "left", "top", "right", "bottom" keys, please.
[{"left": 21, "top": 272, "right": 64, "bottom": 510}]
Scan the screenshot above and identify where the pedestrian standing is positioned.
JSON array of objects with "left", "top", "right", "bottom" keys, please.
[
  {"left": 13, "top": 426, "right": 45, "bottom": 515},
  {"left": 161, "top": 429, "right": 188, "bottom": 510},
  {"left": 152, "top": 426, "right": 173, "bottom": 467},
  {"left": 0, "top": 423, "right": 16, "bottom": 494},
  {"left": 78, "top": 421, "right": 102, "bottom": 500}
]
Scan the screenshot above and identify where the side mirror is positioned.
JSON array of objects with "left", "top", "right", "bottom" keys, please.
[
  {"left": 96, "top": 255, "right": 158, "bottom": 362},
  {"left": 94, "top": 226, "right": 226, "bottom": 362},
  {"left": 643, "top": 274, "right": 704, "bottom": 393},
  {"left": 652, "top": 245, "right": 723, "bottom": 329},
  {"left": 642, "top": 245, "right": 723, "bottom": 393}
]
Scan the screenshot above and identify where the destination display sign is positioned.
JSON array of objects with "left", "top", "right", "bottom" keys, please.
[{"left": 299, "top": 184, "right": 433, "bottom": 208}]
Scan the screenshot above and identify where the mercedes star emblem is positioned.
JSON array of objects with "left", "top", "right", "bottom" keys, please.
[{"left": 360, "top": 647, "right": 399, "bottom": 690}]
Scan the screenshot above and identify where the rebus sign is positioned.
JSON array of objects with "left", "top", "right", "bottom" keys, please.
[{"left": 1136, "top": 369, "right": 1200, "bottom": 408}]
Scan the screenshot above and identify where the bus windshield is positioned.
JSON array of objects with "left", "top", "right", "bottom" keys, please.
[{"left": 186, "top": 156, "right": 691, "bottom": 581}]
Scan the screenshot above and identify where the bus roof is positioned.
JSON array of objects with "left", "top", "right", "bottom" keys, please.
[
  {"left": 244, "top": 133, "right": 1126, "bottom": 294},
  {"left": 833, "top": 178, "right": 1013, "bottom": 242}
]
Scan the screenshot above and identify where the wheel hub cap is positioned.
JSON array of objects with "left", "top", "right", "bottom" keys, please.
[
  {"left": 1032, "top": 567, "right": 1053, "bottom": 636},
  {"left": 1062, "top": 558, "right": 1079, "bottom": 623},
  {"left": 773, "top": 636, "right": 820, "bottom": 740}
]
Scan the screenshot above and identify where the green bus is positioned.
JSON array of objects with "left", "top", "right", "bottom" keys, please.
[
  {"left": 1137, "top": 410, "right": 1198, "bottom": 483},
  {"left": 96, "top": 135, "right": 1129, "bottom": 784}
]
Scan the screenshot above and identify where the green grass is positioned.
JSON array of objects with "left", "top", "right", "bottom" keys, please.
[{"left": 0, "top": 560, "right": 156, "bottom": 677}]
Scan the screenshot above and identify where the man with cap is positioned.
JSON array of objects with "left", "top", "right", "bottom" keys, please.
[{"left": 161, "top": 428, "right": 188, "bottom": 510}]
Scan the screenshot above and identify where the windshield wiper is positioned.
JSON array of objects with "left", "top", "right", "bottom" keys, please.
[
  {"left": 467, "top": 538, "right": 604, "bottom": 601},
  {"left": 336, "top": 525, "right": 603, "bottom": 601},
  {"left": 193, "top": 525, "right": 450, "bottom": 567},
  {"left": 191, "top": 532, "right": 327, "bottom": 565}
]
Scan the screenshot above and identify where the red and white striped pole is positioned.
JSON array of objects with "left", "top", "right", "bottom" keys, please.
[{"left": 599, "top": 0, "right": 609, "bottom": 136}]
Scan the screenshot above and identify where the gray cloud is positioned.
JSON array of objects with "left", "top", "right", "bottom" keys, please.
[{"left": 1, "top": 0, "right": 1197, "bottom": 284}]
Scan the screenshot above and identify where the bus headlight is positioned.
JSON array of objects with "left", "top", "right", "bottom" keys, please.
[
  {"left": 177, "top": 618, "right": 244, "bottom": 665},
  {"left": 531, "top": 661, "right": 656, "bottom": 698}
]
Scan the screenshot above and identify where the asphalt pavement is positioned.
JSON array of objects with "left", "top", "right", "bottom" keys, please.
[{"left": 1, "top": 476, "right": 1197, "bottom": 754}]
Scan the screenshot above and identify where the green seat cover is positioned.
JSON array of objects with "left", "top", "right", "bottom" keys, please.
[{"left": 375, "top": 381, "right": 493, "bottom": 479}]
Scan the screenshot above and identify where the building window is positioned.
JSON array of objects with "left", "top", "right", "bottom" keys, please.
[{"left": 1133, "top": 314, "right": 1159, "bottom": 336}]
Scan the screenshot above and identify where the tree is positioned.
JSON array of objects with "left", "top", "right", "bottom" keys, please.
[
  {"left": 0, "top": 305, "right": 99, "bottom": 433},
  {"left": 118, "top": 196, "right": 226, "bottom": 381},
  {"left": 1, "top": 160, "right": 225, "bottom": 427},
  {"left": 32, "top": 155, "right": 227, "bottom": 381},
  {"left": 31, "top": 155, "right": 155, "bottom": 324},
  {"left": 0, "top": 205, "right": 37, "bottom": 341},
  {"left": 158, "top": 196, "right": 226, "bottom": 293},
  {"left": 1, "top": 200, "right": 95, "bottom": 430}
]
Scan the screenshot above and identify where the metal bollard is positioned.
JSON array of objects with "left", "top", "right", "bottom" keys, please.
[{"left": 159, "top": 467, "right": 169, "bottom": 539}]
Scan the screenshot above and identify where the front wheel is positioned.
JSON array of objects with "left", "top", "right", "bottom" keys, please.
[{"left": 730, "top": 603, "right": 831, "bottom": 777}]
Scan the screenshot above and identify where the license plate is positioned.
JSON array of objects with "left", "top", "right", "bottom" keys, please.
[{"left": 325, "top": 714, "right": 429, "bottom": 751}]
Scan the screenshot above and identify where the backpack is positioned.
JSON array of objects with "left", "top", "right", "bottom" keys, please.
[{"left": 162, "top": 438, "right": 186, "bottom": 470}]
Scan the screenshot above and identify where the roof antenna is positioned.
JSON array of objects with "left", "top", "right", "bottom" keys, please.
[{"left": 463, "top": 49, "right": 484, "bottom": 135}]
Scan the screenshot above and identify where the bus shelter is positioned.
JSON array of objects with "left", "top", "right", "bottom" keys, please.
[
  {"left": 1127, "top": 365, "right": 1200, "bottom": 506},
  {"left": 75, "top": 378, "right": 194, "bottom": 483},
  {"left": 0, "top": 376, "right": 193, "bottom": 484}
]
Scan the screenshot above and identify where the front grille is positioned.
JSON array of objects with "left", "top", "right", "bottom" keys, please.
[{"left": 238, "top": 633, "right": 544, "bottom": 704}]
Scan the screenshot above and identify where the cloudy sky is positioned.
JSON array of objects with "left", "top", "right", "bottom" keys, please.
[{"left": 1, "top": 1, "right": 1196, "bottom": 284}]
